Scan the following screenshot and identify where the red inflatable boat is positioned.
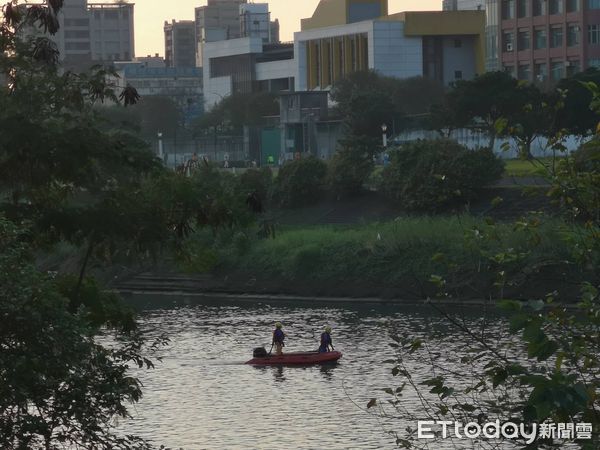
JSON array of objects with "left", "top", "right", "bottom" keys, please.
[{"left": 246, "top": 351, "right": 342, "bottom": 366}]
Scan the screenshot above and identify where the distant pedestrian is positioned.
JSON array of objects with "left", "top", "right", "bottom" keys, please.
[
  {"left": 272, "top": 322, "right": 286, "bottom": 355},
  {"left": 319, "top": 326, "right": 334, "bottom": 353},
  {"left": 246, "top": 190, "right": 264, "bottom": 214}
]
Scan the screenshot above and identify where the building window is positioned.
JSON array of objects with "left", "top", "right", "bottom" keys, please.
[
  {"left": 588, "top": 0, "right": 600, "bottom": 8},
  {"left": 502, "top": 0, "right": 516, "bottom": 19},
  {"left": 518, "top": 30, "right": 531, "bottom": 50},
  {"left": 567, "top": 24, "right": 580, "bottom": 46},
  {"left": 533, "top": 0, "right": 547, "bottom": 15},
  {"left": 566, "top": 59, "right": 581, "bottom": 76},
  {"left": 64, "top": 19, "right": 89, "bottom": 26},
  {"left": 549, "top": 0, "right": 563, "bottom": 14},
  {"left": 517, "top": 0, "right": 529, "bottom": 17},
  {"left": 535, "top": 62, "right": 548, "bottom": 82},
  {"left": 455, "top": 70, "right": 463, "bottom": 80},
  {"left": 551, "top": 26, "right": 564, "bottom": 47},
  {"left": 567, "top": 0, "right": 581, "bottom": 11},
  {"left": 65, "top": 42, "right": 90, "bottom": 51},
  {"left": 535, "top": 28, "right": 547, "bottom": 49},
  {"left": 551, "top": 61, "right": 564, "bottom": 81},
  {"left": 503, "top": 31, "right": 515, "bottom": 51},
  {"left": 518, "top": 64, "right": 531, "bottom": 80},
  {"left": 64, "top": 30, "right": 89, "bottom": 38},
  {"left": 454, "top": 39, "right": 463, "bottom": 48},
  {"left": 589, "top": 25, "right": 600, "bottom": 44}
]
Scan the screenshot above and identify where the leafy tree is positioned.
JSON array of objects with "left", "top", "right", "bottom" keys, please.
[
  {"left": 0, "top": 216, "right": 162, "bottom": 449},
  {"left": 0, "top": 4, "right": 172, "bottom": 448},
  {"left": 380, "top": 139, "right": 505, "bottom": 212},
  {"left": 330, "top": 70, "right": 401, "bottom": 138},
  {"left": 370, "top": 86, "right": 600, "bottom": 450},
  {"left": 427, "top": 97, "right": 470, "bottom": 138},
  {"left": 444, "top": 71, "right": 522, "bottom": 148},
  {"left": 97, "top": 96, "right": 184, "bottom": 140},
  {"left": 553, "top": 68, "right": 600, "bottom": 137},
  {"left": 329, "top": 135, "right": 379, "bottom": 197},
  {"left": 194, "top": 91, "right": 279, "bottom": 136},
  {"left": 239, "top": 167, "right": 273, "bottom": 205},
  {"left": 274, "top": 157, "right": 328, "bottom": 208},
  {"left": 134, "top": 96, "right": 183, "bottom": 139},
  {"left": 501, "top": 83, "right": 553, "bottom": 160}
]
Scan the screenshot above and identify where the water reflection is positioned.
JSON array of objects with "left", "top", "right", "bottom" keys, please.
[{"left": 117, "top": 296, "right": 507, "bottom": 449}]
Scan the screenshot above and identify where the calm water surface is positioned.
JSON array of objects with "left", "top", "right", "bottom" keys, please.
[{"left": 118, "top": 296, "right": 504, "bottom": 450}]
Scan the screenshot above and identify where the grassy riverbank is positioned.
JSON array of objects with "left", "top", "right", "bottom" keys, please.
[{"left": 180, "top": 216, "right": 592, "bottom": 301}]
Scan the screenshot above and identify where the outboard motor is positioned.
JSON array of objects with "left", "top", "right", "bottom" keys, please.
[{"left": 253, "top": 347, "right": 268, "bottom": 358}]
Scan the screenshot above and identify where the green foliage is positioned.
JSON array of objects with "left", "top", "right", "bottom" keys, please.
[
  {"left": 211, "top": 217, "right": 576, "bottom": 294},
  {"left": 273, "top": 157, "right": 328, "bottom": 208},
  {"left": 502, "top": 83, "right": 552, "bottom": 160},
  {"left": 0, "top": 216, "right": 157, "bottom": 449},
  {"left": 554, "top": 68, "right": 600, "bottom": 136},
  {"left": 330, "top": 71, "right": 445, "bottom": 138},
  {"left": 431, "top": 71, "right": 522, "bottom": 146},
  {"left": 328, "top": 135, "right": 378, "bottom": 197},
  {"left": 380, "top": 139, "right": 505, "bottom": 212},
  {"left": 239, "top": 167, "right": 273, "bottom": 204},
  {"left": 372, "top": 83, "right": 600, "bottom": 450},
  {"left": 194, "top": 91, "right": 279, "bottom": 135},
  {"left": 97, "top": 96, "right": 184, "bottom": 140},
  {"left": 547, "top": 136, "right": 600, "bottom": 225},
  {"left": 330, "top": 70, "right": 401, "bottom": 138}
]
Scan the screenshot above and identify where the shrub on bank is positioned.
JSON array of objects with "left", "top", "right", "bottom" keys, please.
[
  {"left": 239, "top": 167, "right": 273, "bottom": 204},
  {"left": 217, "top": 217, "right": 578, "bottom": 296},
  {"left": 273, "top": 157, "right": 328, "bottom": 208},
  {"left": 380, "top": 139, "right": 505, "bottom": 212},
  {"left": 328, "top": 135, "right": 378, "bottom": 197}
]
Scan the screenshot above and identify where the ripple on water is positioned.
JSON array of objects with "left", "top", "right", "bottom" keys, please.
[{"left": 113, "top": 299, "right": 513, "bottom": 450}]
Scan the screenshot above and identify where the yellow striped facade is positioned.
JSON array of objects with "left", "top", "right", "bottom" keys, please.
[{"left": 306, "top": 34, "right": 369, "bottom": 90}]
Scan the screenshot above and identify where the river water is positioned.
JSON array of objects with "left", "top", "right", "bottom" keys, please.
[{"left": 118, "top": 296, "right": 506, "bottom": 450}]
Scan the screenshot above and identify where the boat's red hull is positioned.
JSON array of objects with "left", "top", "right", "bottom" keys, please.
[{"left": 246, "top": 351, "right": 342, "bottom": 366}]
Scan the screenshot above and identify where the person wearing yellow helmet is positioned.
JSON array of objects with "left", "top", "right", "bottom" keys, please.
[
  {"left": 319, "top": 326, "right": 334, "bottom": 353},
  {"left": 272, "top": 322, "right": 286, "bottom": 356}
]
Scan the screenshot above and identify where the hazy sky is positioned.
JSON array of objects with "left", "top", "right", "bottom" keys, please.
[{"left": 134, "top": 0, "right": 441, "bottom": 57}]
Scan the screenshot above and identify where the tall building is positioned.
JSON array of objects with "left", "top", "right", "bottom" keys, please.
[
  {"left": 498, "top": 0, "right": 600, "bottom": 83},
  {"left": 295, "top": 0, "right": 486, "bottom": 90},
  {"left": 240, "top": 3, "right": 272, "bottom": 43},
  {"left": 195, "top": 0, "right": 247, "bottom": 66},
  {"left": 448, "top": 0, "right": 600, "bottom": 80},
  {"left": 164, "top": 20, "right": 197, "bottom": 68},
  {"left": 443, "top": 0, "right": 499, "bottom": 71},
  {"left": 194, "top": 0, "right": 280, "bottom": 67},
  {"left": 42, "top": 0, "right": 134, "bottom": 70},
  {"left": 88, "top": 3, "right": 135, "bottom": 62}
]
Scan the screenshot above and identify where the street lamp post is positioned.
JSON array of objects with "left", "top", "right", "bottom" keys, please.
[
  {"left": 157, "top": 131, "right": 164, "bottom": 163},
  {"left": 381, "top": 123, "right": 388, "bottom": 148}
]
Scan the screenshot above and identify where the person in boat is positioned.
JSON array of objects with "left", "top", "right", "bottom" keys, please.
[
  {"left": 272, "top": 322, "right": 286, "bottom": 355},
  {"left": 319, "top": 326, "right": 334, "bottom": 353}
]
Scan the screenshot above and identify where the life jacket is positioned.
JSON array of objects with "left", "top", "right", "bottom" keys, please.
[
  {"left": 273, "top": 329, "right": 285, "bottom": 343},
  {"left": 321, "top": 332, "right": 331, "bottom": 346}
]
